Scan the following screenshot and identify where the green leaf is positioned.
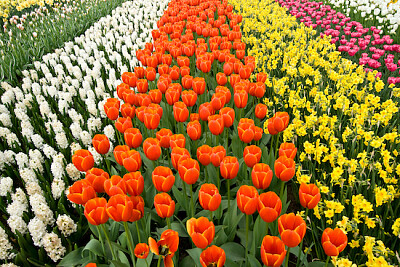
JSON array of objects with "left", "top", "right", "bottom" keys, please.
[
  {"left": 118, "top": 250, "right": 130, "bottom": 266},
  {"left": 110, "top": 260, "right": 130, "bottom": 267},
  {"left": 82, "top": 239, "right": 104, "bottom": 257},
  {"left": 186, "top": 247, "right": 202, "bottom": 267},
  {"left": 309, "top": 261, "right": 333, "bottom": 267},
  {"left": 220, "top": 242, "right": 245, "bottom": 262},
  {"left": 180, "top": 255, "right": 196, "bottom": 266},
  {"left": 109, "top": 221, "right": 121, "bottom": 241},
  {"left": 58, "top": 248, "right": 84, "bottom": 266},
  {"left": 247, "top": 254, "right": 262, "bottom": 267}
]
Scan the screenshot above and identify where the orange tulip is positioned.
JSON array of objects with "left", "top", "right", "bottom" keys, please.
[
  {"left": 299, "top": 183, "right": 321, "bottom": 209},
  {"left": 237, "top": 185, "right": 259, "bottom": 215},
  {"left": 178, "top": 158, "right": 200, "bottom": 185},
  {"left": 122, "top": 72, "right": 138, "bottom": 88},
  {"left": 216, "top": 86, "right": 231, "bottom": 103},
  {"left": 258, "top": 192, "right": 282, "bottom": 223},
  {"left": 115, "top": 117, "right": 133, "bottom": 133},
  {"left": 143, "top": 138, "right": 161, "bottom": 161},
  {"left": 237, "top": 118, "right": 255, "bottom": 143},
  {"left": 106, "top": 194, "right": 133, "bottom": 222},
  {"left": 68, "top": 179, "right": 96, "bottom": 205},
  {"left": 169, "top": 66, "right": 180, "bottom": 81},
  {"left": 182, "top": 90, "right": 197, "bottom": 107},
  {"left": 187, "top": 217, "right": 215, "bottom": 249},
  {"left": 254, "top": 126, "right": 263, "bottom": 141},
  {"left": 257, "top": 72, "right": 267, "bottom": 83},
  {"left": 192, "top": 77, "right": 206, "bottom": 95},
  {"left": 149, "top": 229, "right": 179, "bottom": 266},
  {"left": 171, "top": 147, "right": 191, "bottom": 170},
  {"left": 278, "top": 213, "right": 306, "bottom": 247},
  {"left": 136, "top": 106, "right": 146, "bottom": 122},
  {"left": 274, "top": 156, "right": 295, "bottom": 182},
  {"left": 220, "top": 156, "right": 239, "bottom": 179},
  {"left": 117, "top": 83, "right": 130, "bottom": 99},
  {"left": 279, "top": 143, "right": 297, "bottom": 159},
  {"left": 123, "top": 172, "right": 144, "bottom": 196},
  {"left": 124, "top": 128, "right": 143, "bottom": 149},
  {"left": 149, "top": 89, "right": 162, "bottom": 104},
  {"left": 229, "top": 74, "right": 240, "bottom": 88},
  {"left": 121, "top": 149, "right": 142, "bottom": 172},
  {"left": 123, "top": 90, "right": 137, "bottom": 106},
  {"left": 216, "top": 72, "right": 227, "bottom": 85},
  {"left": 104, "top": 175, "right": 127, "bottom": 196},
  {"left": 182, "top": 76, "right": 193, "bottom": 90},
  {"left": 157, "top": 76, "right": 170, "bottom": 93},
  {"left": 158, "top": 64, "right": 170, "bottom": 76},
  {"left": 322, "top": 228, "right": 348, "bottom": 256},
  {"left": 152, "top": 166, "right": 175, "bottom": 192},
  {"left": 197, "top": 145, "right": 212, "bottom": 166},
  {"left": 199, "top": 102, "right": 215, "bottom": 122},
  {"left": 219, "top": 107, "right": 235, "bottom": 128},
  {"left": 198, "top": 183, "right": 221, "bottom": 211},
  {"left": 104, "top": 98, "right": 120, "bottom": 121},
  {"left": 121, "top": 103, "right": 136, "bottom": 119},
  {"left": 243, "top": 145, "right": 262, "bottom": 168},
  {"left": 84, "top": 197, "right": 109, "bottom": 225},
  {"left": 267, "top": 112, "right": 290, "bottom": 135},
  {"left": 85, "top": 168, "right": 109, "bottom": 193},
  {"left": 154, "top": 192, "right": 175, "bottom": 218},
  {"left": 92, "top": 134, "right": 110, "bottom": 155},
  {"left": 135, "top": 67, "right": 145, "bottom": 78},
  {"left": 162, "top": 54, "right": 173, "bottom": 66},
  {"left": 143, "top": 107, "right": 161, "bottom": 130},
  {"left": 249, "top": 82, "right": 266, "bottom": 98},
  {"left": 223, "top": 62, "right": 233, "bottom": 76},
  {"left": 208, "top": 114, "right": 224, "bottom": 136},
  {"left": 165, "top": 88, "right": 180, "bottom": 106},
  {"left": 145, "top": 67, "right": 156, "bottom": 81},
  {"left": 239, "top": 65, "right": 252, "bottom": 79},
  {"left": 128, "top": 195, "right": 144, "bottom": 222},
  {"left": 173, "top": 101, "right": 189, "bottom": 122},
  {"left": 134, "top": 243, "right": 150, "bottom": 259},
  {"left": 180, "top": 66, "right": 190, "bottom": 77},
  {"left": 211, "top": 146, "right": 226, "bottom": 167},
  {"left": 113, "top": 145, "right": 130, "bottom": 165},
  {"left": 190, "top": 113, "right": 200, "bottom": 122},
  {"left": 72, "top": 149, "right": 94, "bottom": 172},
  {"left": 137, "top": 79, "right": 149, "bottom": 93},
  {"left": 255, "top": 103, "right": 268, "bottom": 119},
  {"left": 251, "top": 163, "right": 273, "bottom": 190},
  {"left": 260, "top": 235, "right": 286, "bottom": 267},
  {"left": 187, "top": 120, "right": 202, "bottom": 141},
  {"left": 157, "top": 128, "right": 173, "bottom": 148},
  {"left": 234, "top": 89, "right": 248, "bottom": 109},
  {"left": 200, "top": 245, "right": 226, "bottom": 267},
  {"left": 170, "top": 134, "right": 186, "bottom": 149}
]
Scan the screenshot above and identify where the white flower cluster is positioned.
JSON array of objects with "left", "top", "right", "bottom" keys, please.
[
  {"left": 0, "top": 0, "right": 168, "bottom": 263},
  {"left": 328, "top": 0, "right": 400, "bottom": 33},
  {"left": 0, "top": 226, "right": 15, "bottom": 260}
]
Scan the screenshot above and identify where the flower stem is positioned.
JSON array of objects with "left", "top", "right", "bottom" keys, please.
[
  {"left": 209, "top": 210, "right": 213, "bottom": 221},
  {"left": 296, "top": 209, "right": 309, "bottom": 266},
  {"left": 190, "top": 184, "right": 195, "bottom": 217},
  {"left": 166, "top": 217, "right": 172, "bottom": 229},
  {"left": 285, "top": 247, "right": 291, "bottom": 267},
  {"left": 182, "top": 182, "right": 189, "bottom": 214},
  {"left": 265, "top": 222, "right": 269, "bottom": 236},
  {"left": 325, "top": 256, "right": 330, "bottom": 267},
  {"left": 157, "top": 256, "right": 162, "bottom": 267},
  {"left": 205, "top": 166, "right": 208, "bottom": 183},
  {"left": 227, "top": 179, "right": 231, "bottom": 228},
  {"left": 280, "top": 180, "right": 285, "bottom": 199},
  {"left": 275, "top": 132, "right": 280, "bottom": 159},
  {"left": 245, "top": 214, "right": 249, "bottom": 260},
  {"left": 96, "top": 225, "right": 106, "bottom": 258},
  {"left": 135, "top": 221, "right": 141, "bottom": 243},
  {"left": 123, "top": 222, "right": 137, "bottom": 267},
  {"left": 101, "top": 224, "right": 116, "bottom": 260},
  {"left": 145, "top": 258, "right": 149, "bottom": 267}
]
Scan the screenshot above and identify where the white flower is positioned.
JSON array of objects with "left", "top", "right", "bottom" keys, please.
[
  {"left": 0, "top": 226, "right": 15, "bottom": 260},
  {"left": 65, "top": 163, "right": 81, "bottom": 181},
  {"left": 28, "top": 217, "right": 46, "bottom": 246},
  {"left": 56, "top": 214, "right": 77, "bottom": 237},
  {"left": 29, "top": 193, "right": 54, "bottom": 226},
  {"left": 26, "top": 182, "right": 43, "bottom": 196},
  {"left": 7, "top": 215, "right": 28, "bottom": 234},
  {"left": 0, "top": 177, "right": 12, "bottom": 196},
  {"left": 42, "top": 232, "right": 66, "bottom": 262},
  {"left": 51, "top": 178, "right": 65, "bottom": 199},
  {"left": 104, "top": 125, "right": 115, "bottom": 141}
]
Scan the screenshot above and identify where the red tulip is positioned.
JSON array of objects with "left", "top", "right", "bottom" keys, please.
[
  {"left": 199, "top": 102, "right": 215, "bottom": 121},
  {"left": 279, "top": 143, "right": 297, "bottom": 159},
  {"left": 322, "top": 228, "right": 348, "bottom": 256},
  {"left": 134, "top": 243, "right": 149, "bottom": 259},
  {"left": 211, "top": 92, "right": 226, "bottom": 111},
  {"left": 220, "top": 156, "right": 239, "bottom": 179},
  {"left": 258, "top": 192, "right": 282, "bottom": 223},
  {"left": 152, "top": 166, "right": 175, "bottom": 192},
  {"left": 149, "top": 89, "right": 162, "bottom": 104},
  {"left": 154, "top": 192, "right": 175, "bottom": 218},
  {"left": 124, "top": 128, "right": 143, "bottom": 149},
  {"left": 122, "top": 72, "right": 137, "bottom": 88},
  {"left": 208, "top": 114, "right": 224, "bottom": 136},
  {"left": 219, "top": 107, "right": 235, "bottom": 128},
  {"left": 143, "top": 138, "right": 161, "bottom": 161},
  {"left": 234, "top": 89, "right": 248, "bottom": 109},
  {"left": 260, "top": 235, "right": 286, "bottom": 267},
  {"left": 197, "top": 145, "right": 212, "bottom": 166},
  {"left": 85, "top": 168, "right": 109, "bottom": 193},
  {"left": 173, "top": 101, "right": 189, "bottom": 122},
  {"left": 104, "top": 98, "right": 120, "bottom": 121},
  {"left": 216, "top": 72, "right": 227, "bottom": 85},
  {"left": 200, "top": 245, "right": 226, "bottom": 267},
  {"left": 143, "top": 107, "right": 161, "bottom": 130},
  {"left": 72, "top": 149, "right": 94, "bottom": 172},
  {"left": 157, "top": 128, "right": 173, "bottom": 148},
  {"left": 121, "top": 103, "right": 136, "bottom": 118},
  {"left": 84, "top": 197, "right": 109, "bottom": 225},
  {"left": 278, "top": 213, "right": 306, "bottom": 247},
  {"left": 237, "top": 118, "right": 255, "bottom": 143},
  {"left": 121, "top": 149, "right": 142, "bottom": 172},
  {"left": 211, "top": 146, "right": 226, "bottom": 167},
  {"left": 299, "top": 183, "right": 321, "bottom": 209},
  {"left": 115, "top": 117, "right": 133, "bottom": 133},
  {"left": 113, "top": 145, "right": 130, "bottom": 165},
  {"left": 123, "top": 172, "right": 144, "bottom": 196},
  {"left": 192, "top": 77, "right": 206, "bottom": 95},
  {"left": 171, "top": 147, "right": 190, "bottom": 170},
  {"left": 68, "top": 179, "right": 96, "bottom": 205},
  {"left": 178, "top": 158, "right": 200, "bottom": 185},
  {"left": 243, "top": 145, "right": 262, "bottom": 168},
  {"left": 237, "top": 185, "right": 259, "bottom": 215},
  {"left": 165, "top": 88, "right": 181, "bottom": 106},
  {"left": 251, "top": 163, "right": 273, "bottom": 190},
  {"left": 104, "top": 175, "right": 127, "bottom": 196},
  {"left": 268, "top": 112, "right": 290, "bottom": 135},
  {"left": 187, "top": 120, "right": 202, "bottom": 141},
  {"left": 255, "top": 103, "right": 268, "bottom": 119},
  {"left": 274, "top": 156, "right": 295, "bottom": 182},
  {"left": 199, "top": 183, "right": 221, "bottom": 211},
  {"left": 187, "top": 217, "right": 215, "bottom": 249},
  {"left": 106, "top": 194, "right": 133, "bottom": 222},
  {"left": 149, "top": 229, "right": 179, "bottom": 265}
]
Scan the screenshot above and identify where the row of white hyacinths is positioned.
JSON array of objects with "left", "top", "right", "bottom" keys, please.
[
  {"left": 0, "top": 0, "right": 169, "bottom": 265},
  {"left": 326, "top": 0, "right": 400, "bottom": 34}
]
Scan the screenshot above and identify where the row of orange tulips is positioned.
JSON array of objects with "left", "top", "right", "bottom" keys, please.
[{"left": 65, "top": 0, "right": 349, "bottom": 266}]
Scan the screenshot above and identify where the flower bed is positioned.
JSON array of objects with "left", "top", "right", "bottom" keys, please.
[
  {"left": 0, "top": 0, "right": 167, "bottom": 265},
  {"left": 234, "top": 0, "right": 400, "bottom": 265}
]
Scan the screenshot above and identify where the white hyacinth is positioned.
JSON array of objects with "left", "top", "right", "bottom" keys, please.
[
  {"left": 56, "top": 214, "right": 77, "bottom": 237},
  {"left": 0, "top": 177, "right": 13, "bottom": 196}
]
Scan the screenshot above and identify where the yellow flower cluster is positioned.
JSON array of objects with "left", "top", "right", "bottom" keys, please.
[
  {"left": 0, "top": 0, "right": 53, "bottom": 19},
  {"left": 231, "top": 0, "right": 400, "bottom": 264}
]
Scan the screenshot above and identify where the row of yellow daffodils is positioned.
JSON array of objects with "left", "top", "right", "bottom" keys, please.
[
  {"left": 0, "top": 0, "right": 53, "bottom": 19},
  {"left": 230, "top": 0, "right": 400, "bottom": 265}
]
